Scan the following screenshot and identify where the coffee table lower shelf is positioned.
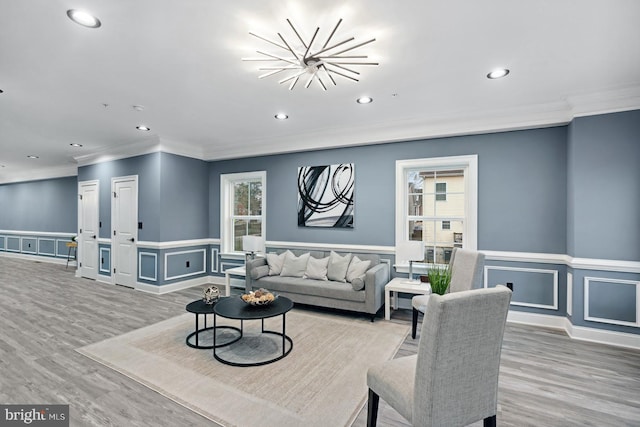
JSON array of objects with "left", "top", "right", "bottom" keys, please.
[{"left": 213, "top": 296, "right": 294, "bottom": 367}]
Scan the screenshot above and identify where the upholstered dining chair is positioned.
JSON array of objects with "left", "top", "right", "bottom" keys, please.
[
  {"left": 367, "top": 286, "right": 512, "bottom": 427},
  {"left": 411, "top": 248, "right": 485, "bottom": 338}
]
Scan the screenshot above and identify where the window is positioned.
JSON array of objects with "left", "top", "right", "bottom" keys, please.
[
  {"left": 220, "top": 171, "right": 266, "bottom": 254},
  {"left": 396, "top": 155, "right": 477, "bottom": 264},
  {"left": 435, "top": 182, "right": 447, "bottom": 201}
]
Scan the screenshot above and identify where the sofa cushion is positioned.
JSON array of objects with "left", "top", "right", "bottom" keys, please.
[
  {"left": 266, "top": 251, "right": 289, "bottom": 276},
  {"left": 346, "top": 256, "right": 371, "bottom": 283},
  {"left": 304, "top": 256, "right": 329, "bottom": 280},
  {"left": 327, "top": 251, "right": 352, "bottom": 282},
  {"left": 256, "top": 276, "right": 365, "bottom": 303},
  {"left": 280, "top": 251, "right": 310, "bottom": 278},
  {"left": 351, "top": 274, "right": 366, "bottom": 291}
]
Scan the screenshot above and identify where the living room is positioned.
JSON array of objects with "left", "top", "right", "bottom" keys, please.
[{"left": 1, "top": 1, "right": 639, "bottom": 426}]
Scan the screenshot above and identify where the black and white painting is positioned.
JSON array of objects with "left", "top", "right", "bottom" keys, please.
[{"left": 297, "top": 163, "right": 354, "bottom": 228}]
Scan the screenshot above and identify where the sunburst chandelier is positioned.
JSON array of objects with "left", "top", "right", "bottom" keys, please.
[{"left": 243, "top": 19, "right": 378, "bottom": 90}]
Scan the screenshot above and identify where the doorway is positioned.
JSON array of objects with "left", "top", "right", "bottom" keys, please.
[
  {"left": 111, "top": 175, "right": 138, "bottom": 288},
  {"left": 78, "top": 180, "right": 99, "bottom": 280}
]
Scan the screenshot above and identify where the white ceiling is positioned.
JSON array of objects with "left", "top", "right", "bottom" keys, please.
[{"left": 1, "top": 0, "right": 639, "bottom": 183}]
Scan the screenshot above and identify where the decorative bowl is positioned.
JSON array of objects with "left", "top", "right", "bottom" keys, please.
[
  {"left": 241, "top": 288, "right": 277, "bottom": 306},
  {"left": 203, "top": 286, "right": 220, "bottom": 305}
]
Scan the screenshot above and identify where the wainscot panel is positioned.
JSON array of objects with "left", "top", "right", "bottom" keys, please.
[
  {"left": 485, "top": 265, "right": 559, "bottom": 310},
  {"left": 139, "top": 251, "right": 158, "bottom": 282},
  {"left": 6, "top": 236, "right": 20, "bottom": 252},
  {"left": 99, "top": 246, "right": 111, "bottom": 275},
  {"left": 571, "top": 268, "right": 640, "bottom": 334},
  {"left": 164, "top": 247, "right": 207, "bottom": 282},
  {"left": 37, "top": 238, "right": 56, "bottom": 256}
]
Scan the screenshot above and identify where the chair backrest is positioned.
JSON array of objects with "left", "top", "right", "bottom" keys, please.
[
  {"left": 413, "top": 286, "right": 512, "bottom": 426},
  {"left": 448, "top": 248, "right": 485, "bottom": 293}
]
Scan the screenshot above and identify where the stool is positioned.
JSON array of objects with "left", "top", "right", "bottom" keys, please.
[{"left": 66, "top": 241, "right": 77, "bottom": 269}]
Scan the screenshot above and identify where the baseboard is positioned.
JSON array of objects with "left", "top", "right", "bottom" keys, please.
[
  {"left": 506, "top": 310, "right": 567, "bottom": 329},
  {"left": 135, "top": 275, "right": 225, "bottom": 295},
  {"left": 564, "top": 320, "right": 640, "bottom": 350},
  {"left": 507, "top": 310, "right": 640, "bottom": 350},
  {"left": 96, "top": 274, "right": 112, "bottom": 284}
]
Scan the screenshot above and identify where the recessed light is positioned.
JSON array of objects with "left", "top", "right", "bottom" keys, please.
[
  {"left": 487, "top": 68, "right": 510, "bottom": 79},
  {"left": 356, "top": 96, "right": 373, "bottom": 104},
  {"left": 27, "top": 155, "right": 39, "bottom": 159},
  {"left": 136, "top": 125, "right": 150, "bottom": 131},
  {"left": 274, "top": 113, "right": 288, "bottom": 120},
  {"left": 70, "top": 143, "right": 83, "bottom": 147},
  {"left": 66, "top": 9, "right": 101, "bottom": 28}
]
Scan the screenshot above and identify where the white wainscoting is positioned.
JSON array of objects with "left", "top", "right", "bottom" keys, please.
[
  {"left": 584, "top": 276, "right": 640, "bottom": 328},
  {"left": 484, "top": 265, "right": 559, "bottom": 310},
  {"left": 164, "top": 248, "right": 207, "bottom": 281},
  {"left": 138, "top": 252, "right": 158, "bottom": 282}
]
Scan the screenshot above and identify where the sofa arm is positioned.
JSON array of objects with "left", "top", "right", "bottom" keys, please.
[
  {"left": 245, "top": 257, "right": 268, "bottom": 292},
  {"left": 364, "top": 263, "right": 389, "bottom": 314}
]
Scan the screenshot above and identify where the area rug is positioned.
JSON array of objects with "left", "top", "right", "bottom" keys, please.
[{"left": 77, "top": 310, "right": 409, "bottom": 427}]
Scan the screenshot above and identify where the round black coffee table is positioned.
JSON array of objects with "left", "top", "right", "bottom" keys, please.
[
  {"left": 185, "top": 299, "right": 241, "bottom": 349},
  {"left": 212, "top": 296, "right": 294, "bottom": 366}
]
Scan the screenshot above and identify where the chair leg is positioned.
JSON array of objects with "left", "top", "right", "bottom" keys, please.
[
  {"left": 411, "top": 308, "right": 419, "bottom": 339},
  {"left": 367, "top": 389, "right": 379, "bottom": 427},
  {"left": 483, "top": 415, "right": 497, "bottom": 427}
]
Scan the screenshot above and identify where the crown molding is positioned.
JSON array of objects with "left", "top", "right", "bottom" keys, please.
[
  {"left": 0, "top": 164, "right": 77, "bottom": 185},
  {"left": 202, "top": 87, "right": 640, "bottom": 161},
  {"left": 74, "top": 135, "right": 161, "bottom": 167},
  {"left": 73, "top": 135, "right": 207, "bottom": 168},
  {"left": 568, "top": 84, "right": 640, "bottom": 117}
]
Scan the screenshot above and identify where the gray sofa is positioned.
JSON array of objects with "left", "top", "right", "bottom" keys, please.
[{"left": 245, "top": 249, "right": 389, "bottom": 321}]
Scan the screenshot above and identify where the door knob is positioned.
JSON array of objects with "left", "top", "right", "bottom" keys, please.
[
  {"left": 92, "top": 235, "right": 97, "bottom": 239},
  {"left": 129, "top": 238, "right": 135, "bottom": 242}
]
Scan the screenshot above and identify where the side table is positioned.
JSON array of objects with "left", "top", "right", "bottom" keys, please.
[
  {"left": 384, "top": 277, "right": 432, "bottom": 320},
  {"left": 185, "top": 299, "right": 241, "bottom": 349},
  {"left": 224, "top": 266, "right": 246, "bottom": 296}
]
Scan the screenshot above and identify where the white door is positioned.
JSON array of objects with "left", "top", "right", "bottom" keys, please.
[
  {"left": 79, "top": 180, "right": 99, "bottom": 280},
  {"left": 112, "top": 176, "right": 138, "bottom": 288}
]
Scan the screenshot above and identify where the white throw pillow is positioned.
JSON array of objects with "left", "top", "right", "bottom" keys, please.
[
  {"left": 346, "top": 256, "right": 371, "bottom": 283},
  {"left": 327, "top": 251, "right": 352, "bottom": 282},
  {"left": 280, "top": 252, "right": 310, "bottom": 278},
  {"left": 304, "top": 256, "right": 329, "bottom": 280},
  {"left": 266, "top": 251, "right": 289, "bottom": 276}
]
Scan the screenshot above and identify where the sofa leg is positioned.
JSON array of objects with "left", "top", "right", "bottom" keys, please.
[
  {"left": 483, "top": 415, "right": 496, "bottom": 427},
  {"left": 367, "top": 389, "right": 379, "bottom": 427},
  {"left": 412, "top": 308, "right": 419, "bottom": 339},
  {"left": 370, "top": 313, "right": 376, "bottom": 322}
]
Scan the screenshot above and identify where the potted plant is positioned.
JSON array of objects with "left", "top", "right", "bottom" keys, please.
[{"left": 427, "top": 264, "right": 451, "bottom": 295}]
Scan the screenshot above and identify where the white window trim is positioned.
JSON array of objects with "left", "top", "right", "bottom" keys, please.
[
  {"left": 395, "top": 155, "right": 478, "bottom": 269},
  {"left": 220, "top": 171, "right": 267, "bottom": 255}
]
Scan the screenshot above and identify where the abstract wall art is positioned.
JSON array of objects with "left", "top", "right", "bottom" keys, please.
[{"left": 297, "top": 163, "right": 354, "bottom": 228}]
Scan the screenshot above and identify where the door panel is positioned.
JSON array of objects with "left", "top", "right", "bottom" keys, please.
[
  {"left": 79, "top": 181, "right": 99, "bottom": 280},
  {"left": 112, "top": 177, "right": 138, "bottom": 288}
]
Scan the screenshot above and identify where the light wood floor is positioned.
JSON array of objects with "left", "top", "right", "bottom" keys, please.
[{"left": 1, "top": 256, "right": 639, "bottom": 426}]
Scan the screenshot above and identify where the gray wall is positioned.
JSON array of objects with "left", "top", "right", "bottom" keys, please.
[
  {"left": 78, "top": 153, "right": 161, "bottom": 241},
  {"left": 567, "top": 109, "right": 640, "bottom": 261},
  {"left": 209, "top": 126, "right": 568, "bottom": 253},
  {"left": 159, "top": 153, "right": 209, "bottom": 241},
  {"left": 77, "top": 152, "right": 209, "bottom": 242},
  {"left": 0, "top": 176, "right": 77, "bottom": 232}
]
